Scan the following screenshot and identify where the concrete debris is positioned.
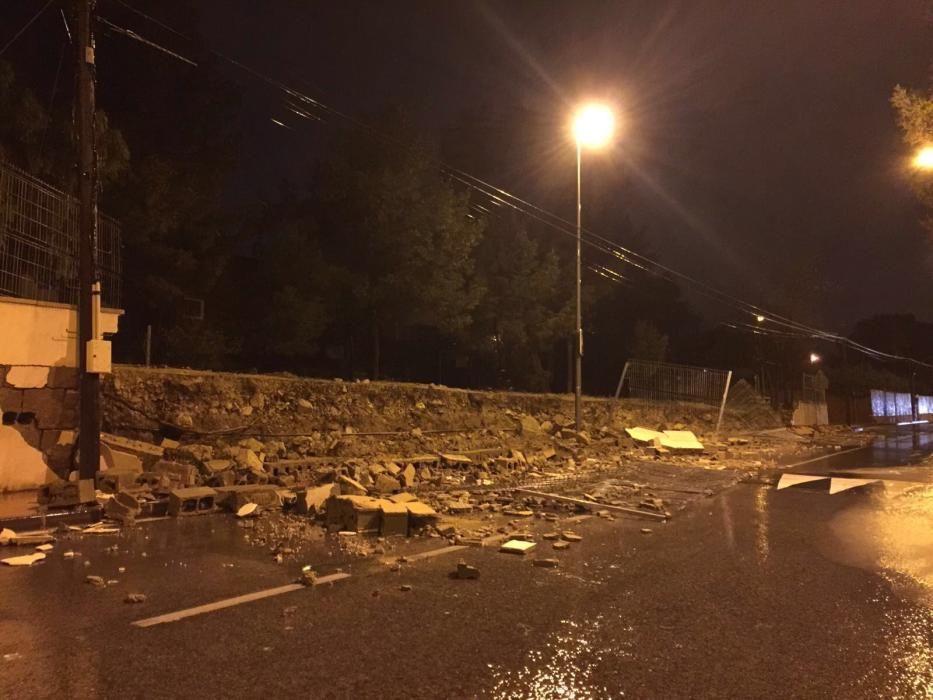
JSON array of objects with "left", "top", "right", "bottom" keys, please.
[
  {"left": 338, "top": 475, "right": 368, "bottom": 496},
  {"left": 295, "top": 483, "right": 339, "bottom": 515},
  {"left": 35, "top": 544, "right": 54, "bottom": 552},
  {"left": 456, "top": 561, "right": 480, "bottom": 579},
  {"left": 0, "top": 528, "right": 16, "bottom": 545},
  {"left": 373, "top": 474, "right": 402, "bottom": 494},
  {"left": 399, "top": 584, "right": 413, "bottom": 592},
  {"left": 552, "top": 541, "right": 570, "bottom": 551},
  {"left": 236, "top": 503, "right": 260, "bottom": 518},
  {"left": 560, "top": 532, "right": 582, "bottom": 542},
  {"left": 2, "top": 552, "right": 46, "bottom": 566},
  {"left": 533, "top": 558, "right": 559, "bottom": 568},
  {"left": 85, "top": 575, "right": 106, "bottom": 587},
  {"left": 124, "top": 593, "right": 147, "bottom": 604},
  {"left": 500, "top": 539, "right": 537, "bottom": 555},
  {"left": 168, "top": 487, "right": 218, "bottom": 516},
  {"left": 641, "top": 528, "right": 653, "bottom": 534}
]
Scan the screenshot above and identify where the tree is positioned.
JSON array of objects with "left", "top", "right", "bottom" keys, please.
[
  {"left": 892, "top": 86, "right": 933, "bottom": 250},
  {"left": 629, "top": 320, "right": 668, "bottom": 362},
  {"left": 470, "top": 211, "right": 571, "bottom": 390},
  {"left": 316, "top": 115, "right": 483, "bottom": 379},
  {"left": 0, "top": 60, "right": 129, "bottom": 188}
]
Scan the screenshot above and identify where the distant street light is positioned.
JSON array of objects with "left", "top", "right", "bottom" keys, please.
[
  {"left": 571, "top": 103, "right": 615, "bottom": 431},
  {"left": 809, "top": 352, "right": 821, "bottom": 365},
  {"left": 912, "top": 145, "right": 933, "bottom": 170},
  {"left": 756, "top": 314, "right": 766, "bottom": 323}
]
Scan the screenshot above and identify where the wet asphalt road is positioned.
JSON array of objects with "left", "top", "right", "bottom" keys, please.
[{"left": 1, "top": 430, "right": 932, "bottom": 699}]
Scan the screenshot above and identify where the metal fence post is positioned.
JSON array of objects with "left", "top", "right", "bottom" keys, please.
[
  {"left": 614, "top": 360, "right": 631, "bottom": 401},
  {"left": 714, "top": 370, "right": 732, "bottom": 437}
]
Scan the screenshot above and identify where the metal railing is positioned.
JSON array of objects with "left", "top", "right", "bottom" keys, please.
[
  {"left": 614, "top": 358, "right": 733, "bottom": 435},
  {"left": 0, "top": 161, "right": 121, "bottom": 307}
]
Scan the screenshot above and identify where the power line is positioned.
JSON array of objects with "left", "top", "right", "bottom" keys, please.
[
  {"left": 0, "top": 0, "right": 55, "bottom": 58},
  {"left": 98, "top": 3, "right": 933, "bottom": 371}
]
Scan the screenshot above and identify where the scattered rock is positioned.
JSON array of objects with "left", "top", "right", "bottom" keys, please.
[
  {"left": 85, "top": 575, "right": 106, "bottom": 587},
  {"left": 124, "top": 593, "right": 147, "bottom": 604},
  {"left": 456, "top": 561, "right": 480, "bottom": 579},
  {"left": 533, "top": 558, "right": 560, "bottom": 568}
]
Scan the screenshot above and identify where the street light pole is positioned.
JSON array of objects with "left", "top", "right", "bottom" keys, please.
[
  {"left": 574, "top": 142, "right": 583, "bottom": 432},
  {"left": 570, "top": 102, "right": 614, "bottom": 432}
]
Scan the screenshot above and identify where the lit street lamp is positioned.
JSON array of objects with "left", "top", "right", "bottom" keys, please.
[
  {"left": 912, "top": 145, "right": 933, "bottom": 170},
  {"left": 571, "top": 103, "right": 614, "bottom": 431}
]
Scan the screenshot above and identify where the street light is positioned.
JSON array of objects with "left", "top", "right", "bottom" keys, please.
[
  {"left": 912, "top": 145, "right": 933, "bottom": 170},
  {"left": 571, "top": 103, "right": 615, "bottom": 431},
  {"left": 809, "top": 352, "right": 821, "bottom": 365}
]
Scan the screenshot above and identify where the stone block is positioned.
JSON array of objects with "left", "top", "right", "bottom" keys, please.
[
  {"left": 152, "top": 459, "right": 197, "bottom": 486},
  {"left": 0, "top": 387, "right": 22, "bottom": 414},
  {"left": 294, "top": 483, "right": 339, "bottom": 516},
  {"left": 373, "top": 474, "right": 401, "bottom": 494},
  {"left": 378, "top": 500, "right": 409, "bottom": 537},
  {"left": 47, "top": 366, "right": 79, "bottom": 389},
  {"left": 21, "top": 388, "right": 65, "bottom": 429},
  {"left": 168, "top": 487, "right": 218, "bottom": 516},
  {"left": 38, "top": 479, "right": 96, "bottom": 508},
  {"left": 325, "top": 495, "right": 382, "bottom": 533},
  {"left": 96, "top": 469, "right": 141, "bottom": 494},
  {"left": 100, "top": 444, "right": 144, "bottom": 473},
  {"left": 105, "top": 490, "right": 142, "bottom": 523},
  {"left": 213, "top": 484, "right": 281, "bottom": 511}
]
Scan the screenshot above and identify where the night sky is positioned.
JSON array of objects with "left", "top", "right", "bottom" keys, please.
[{"left": 4, "top": 0, "right": 932, "bottom": 330}]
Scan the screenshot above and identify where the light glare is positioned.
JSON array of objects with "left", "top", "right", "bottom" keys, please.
[
  {"left": 913, "top": 146, "right": 933, "bottom": 171},
  {"left": 573, "top": 104, "right": 614, "bottom": 149}
]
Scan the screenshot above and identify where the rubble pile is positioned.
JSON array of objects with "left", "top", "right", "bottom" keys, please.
[{"left": 0, "top": 365, "right": 871, "bottom": 564}]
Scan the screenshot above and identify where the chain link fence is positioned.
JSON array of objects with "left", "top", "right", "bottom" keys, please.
[
  {"left": 614, "top": 358, "right": 733, "bottom": 434},
  {"left": 0, "top": 161, "right": 121, "bottom": 308}
]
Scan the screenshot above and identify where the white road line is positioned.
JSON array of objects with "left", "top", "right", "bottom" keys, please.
[
  {"left": 404, "top": 545, "right": 466, "bottom": 562},
  {"left": 780, "top": 445, "right": 865, "bottom": 471},
  {"left": 131, "top": 573, "right": 350, "bottom": 628}
]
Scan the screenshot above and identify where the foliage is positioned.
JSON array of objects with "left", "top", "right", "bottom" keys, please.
[
  {"left": 629, "top": 320, "right": 669, "bottom": 362},
  {"left": 316, "top": 115, "right": 484, "bottom": 377},
  {"left": 470, "top": 211, "right": 571, "bottom": 390}
]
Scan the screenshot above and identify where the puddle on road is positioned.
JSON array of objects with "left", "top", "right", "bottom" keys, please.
[
  {"left": 484, "top": 615, "right": 623, "bottom": 699},
  {"left": 822, "top": 486, "right": 933, "bottom": 696},
  {"left": 822, "top": 486, "right": 933, "bottom": 608}
]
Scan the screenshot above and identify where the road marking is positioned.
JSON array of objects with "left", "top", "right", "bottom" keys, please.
[
  {"left": 780, "top": 445, "right": 865, "bottom": 471},
  {"left": 404, "top": 545, "right": 466, "bottom": 562},
  {"left": 131, "top": 573, "right": 350, "bottom": 628}
]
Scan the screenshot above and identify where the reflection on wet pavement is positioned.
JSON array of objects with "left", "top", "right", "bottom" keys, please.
[{"left": 487, "top": 616, "right": 620, "bottom": 699}]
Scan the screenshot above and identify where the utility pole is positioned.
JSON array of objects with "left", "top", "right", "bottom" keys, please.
[{"left": 76, "top": 0, "right": 100, "bottom": 482}]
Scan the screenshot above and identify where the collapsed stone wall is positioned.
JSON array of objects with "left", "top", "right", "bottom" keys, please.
[
  {"left": 102, "top": 366, "right": 782, "bottom": 455},
  {"left": 0, "top": 364, "right": 78, "bottom": 490}
]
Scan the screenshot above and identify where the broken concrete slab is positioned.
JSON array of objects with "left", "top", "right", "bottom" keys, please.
[
  {"left": 338, "top": 475, "right": 368, "bottom": 496},
  {"left": 500, "top": 539, "right": 537, "bottom": 555},
  {"left": 533, "top": 558, "right": 559, "bottom": 568},
  {"left": 552, "top": 541, "right": 570, "bottom": 551},
  {"left": 2, "top": 552, "right": 46, "bottom": 566},
  {"left": 776, "top": 474, "right": 830, "bottom": 490},
  {"left": 828, "top": 478, "right": 880, "bottom": 495},
  {"left": 625, "top": 427, "right": 664, "bottom": 444}
]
